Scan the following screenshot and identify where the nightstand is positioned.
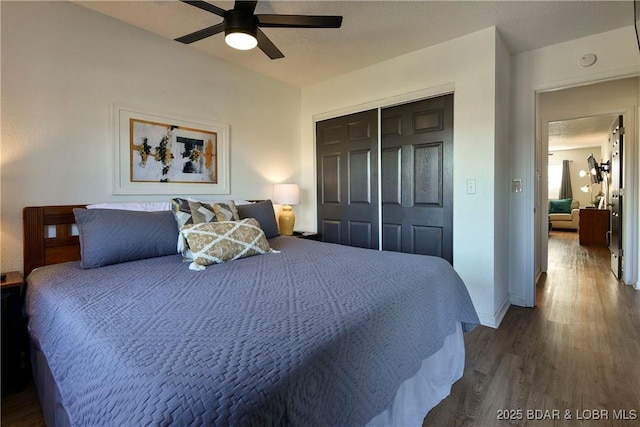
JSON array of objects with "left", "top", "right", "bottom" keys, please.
[
  {"left": 1, "top": 271, "right": 29, "bottom": 394},
  {"left": 579, "top": 208, "right": 609, "bottom": 246},
  {"left": 292, "top": 231, "right": 319, "bottom": 241}
]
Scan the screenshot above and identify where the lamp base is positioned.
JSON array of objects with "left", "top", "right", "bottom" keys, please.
[{"left": 279, "top": 205, "right": 295, "bottom": 236}]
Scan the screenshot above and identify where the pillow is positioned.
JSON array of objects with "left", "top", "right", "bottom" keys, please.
[
  {"left": 171, "top": 198, "right": 239, "bottom": 229},
  {"left": 171, "top": 198, "right": 240, "bottom": 255},
  {"left": 73, "top": 208, "right": 179, "bottom": 269},
  {"left": 237, "top": 199, "right": 280, "bottom": 238},
  {"left": 549, "top": 198, "right": 573, "bottom": 214},
  {"left": 87, "top": 201, "right": 172, "bottom": 211},
  {"left": 181, "top": 218, "right": 273, "bottom": 269}
]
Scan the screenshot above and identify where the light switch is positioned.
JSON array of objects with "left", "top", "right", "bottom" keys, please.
[
  {"left": 466, "top": 179, "right": 476, "bottom": 194},
  {"left": 513, "top": 179, "right": 523, "bottom": 193}
]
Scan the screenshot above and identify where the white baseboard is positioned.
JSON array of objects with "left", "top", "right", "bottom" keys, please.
[
  {"left": 493, "top": 295, "right": 511, "bottom": 327},
  {"left": 476, "top": 296, "right": 511, "bottom": 329},
  {"left": 509, "top": 293, "right": 528, "bottom": 307}
]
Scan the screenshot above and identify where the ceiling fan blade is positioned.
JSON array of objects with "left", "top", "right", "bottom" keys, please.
[
  {"left": 257, "top": 14, "right": 343, "bottom": 28},
  {"left": 256, "top": 29, "right": 284, "bottom": 59},
  {"left": 234, "top": 1, "right": 258, "bottom": 15},
  {"left": 175, "top": 22, "right": 225, "bottom": 44},
  {"left": 180, "top": 0, "right": 226, "bottom": 17}
]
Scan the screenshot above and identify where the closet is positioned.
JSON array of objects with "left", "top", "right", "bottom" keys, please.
[{"left": 316, "top": 94, "right": 454, "bottom": 263}]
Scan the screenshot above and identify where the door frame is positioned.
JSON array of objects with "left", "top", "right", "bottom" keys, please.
[{"left": 534, "top": 80, "right": 639, "bottom": 305}]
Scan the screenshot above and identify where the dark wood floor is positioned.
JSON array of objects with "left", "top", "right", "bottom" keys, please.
[
  {"left": 2, "top": 231, "right": 638, "bottom": 426},
  {"left": 424, "top": 230, "right": 640, "bottom": 426}
]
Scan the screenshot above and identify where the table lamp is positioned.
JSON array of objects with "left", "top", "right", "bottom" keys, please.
[{"left": 273, "top": 183, "right": 300, "bottom": 236}]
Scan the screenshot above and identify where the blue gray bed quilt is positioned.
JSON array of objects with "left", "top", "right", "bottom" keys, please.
[{"left": 26, "top": 236, "right": 479, "bottom": 426}]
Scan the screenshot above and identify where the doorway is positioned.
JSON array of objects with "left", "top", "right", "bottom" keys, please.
[
  {"left": 536, "top": 77, "right": 638, "bottom": 303},
  {"left": 546, "top": 115, "right": 615, "bottom": 257}
]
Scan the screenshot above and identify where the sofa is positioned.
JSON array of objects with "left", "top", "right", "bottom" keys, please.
[{"left": 549, "top": 199, "right": 580, "bottom": 230}]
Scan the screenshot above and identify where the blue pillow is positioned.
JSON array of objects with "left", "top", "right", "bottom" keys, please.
[
  {"left": 549, "top": 198, "right": 573, "bottom": 214},
  {"left": 73, "top": 209, "right": 178, "bottom": 269},
  {"left": 237, "top": 200, "right": 280, "bottom": 239}
]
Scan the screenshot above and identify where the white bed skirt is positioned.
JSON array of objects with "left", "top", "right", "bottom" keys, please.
[{"left": 366, "top": 322, "right": 465, "bottom": 427}]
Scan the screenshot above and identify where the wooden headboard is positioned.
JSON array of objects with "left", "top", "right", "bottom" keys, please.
[
  {"left": 23, "top": 205, "right": 85, "bottom": 277},
  {"left": 22, "top": 201, "right": 266, "bottom": 277}
]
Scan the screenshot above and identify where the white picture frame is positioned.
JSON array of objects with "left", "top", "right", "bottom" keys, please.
[{"left": 112, "top": 104, "right": 230, "bottom": 195}]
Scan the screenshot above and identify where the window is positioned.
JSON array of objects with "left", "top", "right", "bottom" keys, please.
[{"left": 548, "top": 163, "right": 562, "bottom": 200}]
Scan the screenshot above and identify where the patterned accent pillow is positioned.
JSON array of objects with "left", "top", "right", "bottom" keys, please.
[
  {"left": 171, "top": 198, "right": 240, "bottom": 255},
  {"left": 171, "top": 198, "right": 239, "bottom": 228},
  {"left": 181, "top": 218, "right": 273, "bottom": 269}
]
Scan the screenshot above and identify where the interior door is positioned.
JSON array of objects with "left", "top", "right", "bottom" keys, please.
[
  {"left": 316, "top": 109, "right": 379, "bottom": 248},
  {"left": 609, "top": 115, "right": 623, "bottom": 279},
  {"left": 380, "top": 95, "right": 454, "bottom": 263}
]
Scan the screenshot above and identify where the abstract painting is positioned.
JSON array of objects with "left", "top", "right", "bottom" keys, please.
[{"left": 130, "top": 119, "right": 217, "bottom": 184}]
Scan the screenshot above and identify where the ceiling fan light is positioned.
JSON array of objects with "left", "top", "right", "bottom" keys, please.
[{"left": 225, "top": 31, "right": 257, "bottom": 50}]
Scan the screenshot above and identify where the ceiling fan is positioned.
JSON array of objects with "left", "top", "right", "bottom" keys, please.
[{"left": 175, "top": 0, "right": 343, "bottom": 59}]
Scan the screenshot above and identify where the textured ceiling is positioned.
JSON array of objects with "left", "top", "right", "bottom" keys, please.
[
  {"left": 549, "top": 115, "right": 618, "bottom": 151},
  {"left": 74, "top": 0, "right": 635, "bottom": 88}
]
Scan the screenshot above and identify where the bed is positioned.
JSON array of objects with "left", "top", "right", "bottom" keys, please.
[{"left": 23, "top": 202, "right": 479, "bottom": 426}]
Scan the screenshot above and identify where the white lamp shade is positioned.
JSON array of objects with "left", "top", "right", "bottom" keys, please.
[{"left": 273, "top": 184, "right": 300, "bottom": 205}]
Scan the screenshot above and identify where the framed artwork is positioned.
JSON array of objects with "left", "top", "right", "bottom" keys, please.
[{"left": 113, "top": 104, "right": 229, "bottom": 195}]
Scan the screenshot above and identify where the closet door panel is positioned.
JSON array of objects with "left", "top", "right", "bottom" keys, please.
[
  {"left": 381, "top": 147, "right": 401, "bottom": 205},
  {"left": 382, "top": 94, "right": 453, "bottom": 263},
  {"left": 413, "top": 143, "right": 443, "bottom": 206},
  {"left": 349, "top": 221, "right": 373, "bottom": 248},
  {"left": 316, "top": 110, "right": 378, "bottom": 248},
  {"left": 349, "top": 150, "right": 372, "bottom": 204},
  {"left": 382, "top": 223, "right": 402, "bottom": 252},
  {"left": 320, "top": 153, "right": 341, "bottom": 204},
  {"left": 321, "top": 219, "right": 342, "bottom": 244},
  {"left": 412, "top": 225, "right": 443, "bottom": 257}
]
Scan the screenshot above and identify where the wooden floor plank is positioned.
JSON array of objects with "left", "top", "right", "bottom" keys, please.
[{"left": 425, "top": 231, "right": 640, "bottom": 426}]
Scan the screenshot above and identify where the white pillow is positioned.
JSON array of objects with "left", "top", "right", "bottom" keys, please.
[{"left": 87, "top": 202, "right": 172, "bottom": 211}]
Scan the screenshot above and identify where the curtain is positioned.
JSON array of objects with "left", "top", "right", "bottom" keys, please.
[{"left": 559, "top": 159, "right": 573, "bottom": 199}]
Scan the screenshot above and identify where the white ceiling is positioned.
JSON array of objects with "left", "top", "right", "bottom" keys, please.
[
  {"left": 73, "top": 1, "right": 634, "bottom": 149},
  {"left": 74, "top": 0, "right": 635, "bottom": 88}
]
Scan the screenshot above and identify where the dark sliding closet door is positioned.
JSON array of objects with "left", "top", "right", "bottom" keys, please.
[
  {"left": 381, "top": 95, "right": 454, "bottom": 263},
  {"left": 316, "top": 109, "right": 379, "bottom": 249},
  {"left": 315, "top": 94, "right": 454, "bottom": 263}
]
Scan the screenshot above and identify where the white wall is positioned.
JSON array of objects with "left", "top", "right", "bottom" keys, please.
[
  {"left": 493, "top": 30, "right": 512, "bottom": 325},
  {"left": 0, "top": 1, "right": 301, "bottom": 272},
  {"left": 509, "top": 26, "right": 640, "bottom": 306},
  {"left": 300, "top": 27, "right": 504, "bottom": 327}
]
